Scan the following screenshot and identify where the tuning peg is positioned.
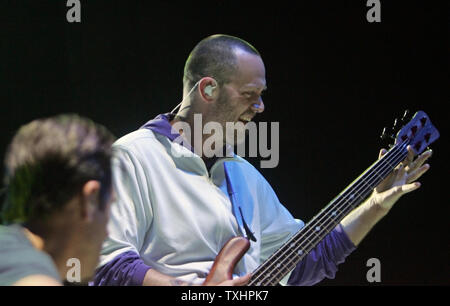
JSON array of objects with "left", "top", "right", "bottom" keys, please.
[
  {"left": 380, "top": 126, "right": 395, "bottom": 141},
  {"left": 380, "top": 127, "right": 389, "bottom": 140},
  {"left": 392, "top": 118, "right": 400, "bottom": 130},
  {"left": 400, "top": 109, "right": 411, "bottom": 123},
  {"left": 386, "top": 118, "right": 399, "bottom": 138}
]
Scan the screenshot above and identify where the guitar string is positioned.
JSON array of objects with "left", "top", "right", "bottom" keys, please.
[
  {"left": 251, "top": 141, "right": 408, "bottom": 285},
  {"left": 250, "top": 140, "right": 410, "bottom": 285}
]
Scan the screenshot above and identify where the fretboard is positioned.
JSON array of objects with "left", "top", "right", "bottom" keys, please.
[{"left": 248, "top": 142, "right": 409, "bottom": 286}]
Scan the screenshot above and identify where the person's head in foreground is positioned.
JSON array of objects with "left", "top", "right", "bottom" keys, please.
[{"left": 0, "top": 114, "right": 116, "bottom": 285}]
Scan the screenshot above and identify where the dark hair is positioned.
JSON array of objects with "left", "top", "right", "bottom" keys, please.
[
  {"left": 1, "top": 114, "right": 116, "bottom": 225},
  {"left": 183, "top": 34, "right": 260, "bottom": 89}
]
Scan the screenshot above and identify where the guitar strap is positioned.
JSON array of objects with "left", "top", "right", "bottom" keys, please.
[{"left": 223, "top": 163, "right": 257, "bottom": 242}]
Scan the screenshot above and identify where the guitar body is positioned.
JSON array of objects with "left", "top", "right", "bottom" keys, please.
[{"left": 203, "top": 236, "right": 249, "bottom": 285}]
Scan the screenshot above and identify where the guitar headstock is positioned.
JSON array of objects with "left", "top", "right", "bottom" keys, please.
[{"left": 394, "top": 110, "right": 440, "bottom": 155}]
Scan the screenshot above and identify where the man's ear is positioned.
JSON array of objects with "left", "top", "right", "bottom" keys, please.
[
  {"left": 80, "top": 180, "right": 101, "bottom": 221},
  {"left": 198, "top": 77, "right": 218, "bottom": 101}
]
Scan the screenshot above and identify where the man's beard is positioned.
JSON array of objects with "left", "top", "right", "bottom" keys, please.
[{"left": 212, "top": 92, "right": 248, "bottom": 147}]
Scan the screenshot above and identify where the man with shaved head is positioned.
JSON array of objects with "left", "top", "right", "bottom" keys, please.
[{"left": 94, "top": 34, "right": 431, "bottom": 286}]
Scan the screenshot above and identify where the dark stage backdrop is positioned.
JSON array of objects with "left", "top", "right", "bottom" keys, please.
[{"left": 1, "top": 1, "right": 448, "bottom": 285}]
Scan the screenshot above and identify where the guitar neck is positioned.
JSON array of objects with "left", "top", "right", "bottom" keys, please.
[{"left": 248, "top": 142, "right": 409, "bottom": 286}]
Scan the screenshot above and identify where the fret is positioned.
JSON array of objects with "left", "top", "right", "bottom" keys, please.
[
  {"left": 266, "top": 266, "right": 292, "bottom": 285},
  {"left": 307, "top": 228, "right": 321, "bottom": 240},
  {"left": 382, "top": 154, "right": 396, "bottom": 169},
  {"left": 262, "top": 253, "right": 303, "bottom": 285},
  {"left": 359, "top": 178, "right": 376, "bottom": 191},
  {"left": 274, "top": 261, "right": 290, "bottom": 275},
  {"left": 348, "top": 190, "right": 366, "bottom": 202},
  {"left": 346, "top": 193, "right": 356, "bottom": 202},
  {"left": 371, "top": 167, "right": 385, "bottom": 181}
]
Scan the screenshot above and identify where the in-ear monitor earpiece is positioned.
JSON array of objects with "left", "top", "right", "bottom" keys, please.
[{"left": 204, "top": 85, "right": 216, "bottom": 97}]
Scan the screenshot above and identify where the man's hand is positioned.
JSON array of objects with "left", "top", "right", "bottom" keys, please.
[
  {"left": 341, "top": 145, "right": 433, "bottom": 246},
  {"left": 371, "top": 145, "right": 432, "bottom": 213}
]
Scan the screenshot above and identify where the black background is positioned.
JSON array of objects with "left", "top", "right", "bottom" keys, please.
[{"left": 0, "top": 1, "right": 448, "bottom": 285}]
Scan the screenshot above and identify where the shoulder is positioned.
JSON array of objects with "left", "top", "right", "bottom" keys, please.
[
  {"left": 112, "top": 129, "right": 166, "bottom": 163},
  {"left": 113, "top": 129, "right": 158, "bottom": 150},
  {"left": 226, "top": 155, "right": 259, "bottom": 174},
  {"left": 0, "top": 225, "right": 61, "bottom": 286},
  {"left": 226, "top": 155, "right": 268, "bottom": 184}
]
